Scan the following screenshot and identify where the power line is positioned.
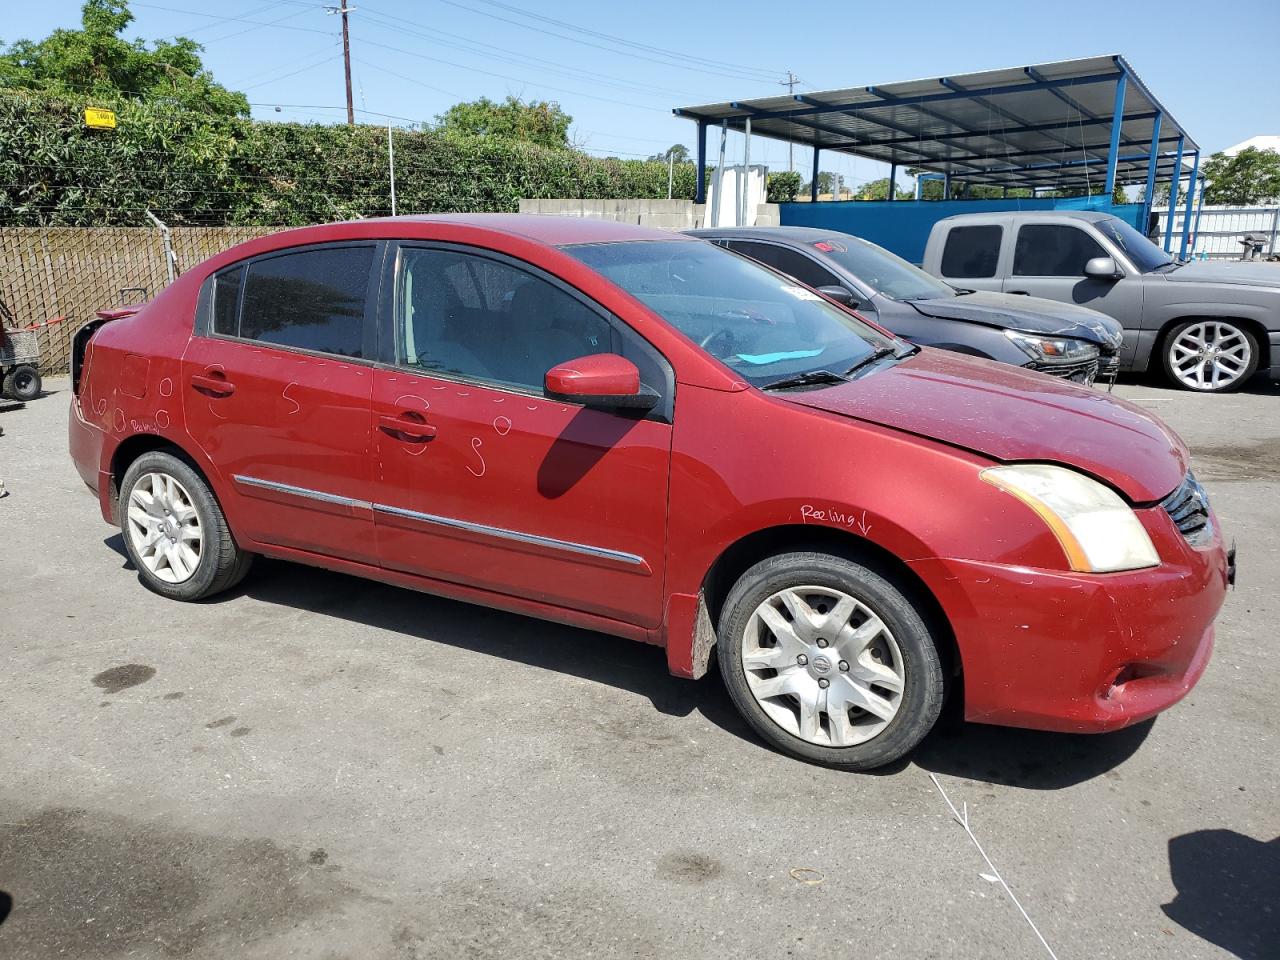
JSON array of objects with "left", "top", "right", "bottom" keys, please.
[
  {"left": 354, "top": 7, "right": 690, "bottom": 101},
  {"left": 427, "top": 0, "right": 779, "bottom": 85},
  {"left": 460, "top": 0, "right": 780, "bottom": 82}
]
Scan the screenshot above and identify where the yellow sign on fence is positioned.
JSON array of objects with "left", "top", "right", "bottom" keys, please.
[{"left": 83, "top": 107, "right": 117, "bottom": 130}]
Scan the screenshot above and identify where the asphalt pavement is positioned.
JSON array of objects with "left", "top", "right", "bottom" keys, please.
[{"left": 0, "top": 376, "right": 1276, "bottom": 959}]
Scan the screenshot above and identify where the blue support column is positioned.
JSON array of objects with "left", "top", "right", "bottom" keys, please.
[
  {"left": 1141, "top": 112, "right": 1163, "bottom": 230},
  {"left": 1103, "top": 72, "right": 1128, "bottom": 198},
  {"left": 694, "top": 120, "right": 707, "bottom": 204},
  {"left": 1163, "top": 135, "right": 1185, "bottom": 253},
  {"left": 943, "top": 171, "right": 952, "bottom": 200},
  {"left": 1180, "top": 151, "right": 1200, "bottom": 259},
  {"left": 810, "top": 146, "right": 821, "bottom": 202}
]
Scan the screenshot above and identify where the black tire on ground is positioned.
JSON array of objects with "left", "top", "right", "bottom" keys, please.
[
  {"left": 4, "top": 364, "right": 41, "bottom": 402},
  {"left": 717, "top": 551, "right": 946, "bottom": 770},
  {"left": 118, "top": 450, "right": 253, "bottom": 601},
  {"left": 1160, "top": 319, "right": 1259, "bottom": 393}
]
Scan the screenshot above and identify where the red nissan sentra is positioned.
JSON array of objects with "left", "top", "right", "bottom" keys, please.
[{"left": 68, "top": 215, "right": 1232, "bottom": 769}]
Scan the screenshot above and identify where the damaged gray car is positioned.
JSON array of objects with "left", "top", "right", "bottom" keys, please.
[{"left": 688, "top": 225, "right": 1124, "bottom": 386}]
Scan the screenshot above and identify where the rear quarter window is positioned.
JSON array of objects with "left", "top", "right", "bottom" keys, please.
[{"left": 940, "top": 225, "right": 1003, "bottom": 278}]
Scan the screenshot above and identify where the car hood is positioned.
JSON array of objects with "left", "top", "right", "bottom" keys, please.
[
  {"left": 784, "top": 349, "right": 1187, "bottom": 502},
  {"left": 1164, "top": 260, "right": 1280, "bottom": 288},
  {"left": 906, "top": 291, "right": 1124, "bottom": 348}
]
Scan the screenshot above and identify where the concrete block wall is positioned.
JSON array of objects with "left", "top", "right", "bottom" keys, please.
[{"left": 519, "top": 198, "right": 780, "bottom": 230}]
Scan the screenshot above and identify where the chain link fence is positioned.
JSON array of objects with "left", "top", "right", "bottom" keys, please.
[{"left": 1, "top": 226, "right": 274, "bottom": 374}]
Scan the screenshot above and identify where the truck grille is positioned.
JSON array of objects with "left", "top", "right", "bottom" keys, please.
[
  {"left": 1161, "top": 472, "right": 1212, "bottom": 546},
  {"left": 1025, "top": 358, "right": 1100, "bottom": 385}
]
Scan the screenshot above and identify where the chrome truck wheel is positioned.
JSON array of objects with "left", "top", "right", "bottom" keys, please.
[{"left": 1164, "top": 320, "right": 1258, "bottom": 392}]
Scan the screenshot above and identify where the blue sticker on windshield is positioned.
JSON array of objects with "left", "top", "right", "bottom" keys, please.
[{"left": 735, "top": 349, "right": 824, "bottom": 365}]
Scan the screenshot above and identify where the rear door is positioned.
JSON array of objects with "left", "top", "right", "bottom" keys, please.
[
  {"left": 934, "top": 223, "right": 1005, "bottom": 292},
  {"left": 370, "top": 242, "right": 673, "bottom": 627},
  {"left": 182, "top": 242, "right": 382, "bottom": 563}
]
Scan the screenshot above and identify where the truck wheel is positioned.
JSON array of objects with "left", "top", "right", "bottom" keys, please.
[
  {"left": 1162, "top": 320, "right": 1258, "bottom": 392},
  {"left": 119, "top": 451, "right": 253, "bottom": 601},
  {"left": 4, "top": 364, "right": 41, "bottom": 401},
  {"left": 717, "top": 552, "right": 946, "bottom": 770}
]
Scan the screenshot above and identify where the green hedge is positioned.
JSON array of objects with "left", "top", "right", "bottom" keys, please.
[{"left": 0, "top": 89, "right": 698, "bottom": 226}]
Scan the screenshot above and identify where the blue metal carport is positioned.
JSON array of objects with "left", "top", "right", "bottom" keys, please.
[{"left": 675, "top": 55, "right": 1202, "bottom": 258}]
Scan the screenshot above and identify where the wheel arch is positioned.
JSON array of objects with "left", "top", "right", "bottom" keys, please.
[
  {"left": 694, "top": 523, "right": 961, "bottom": 683},
  {"left": 107, "top": 434, "right": 219, "bottom": 526}
]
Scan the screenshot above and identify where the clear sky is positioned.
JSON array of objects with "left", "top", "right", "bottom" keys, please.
[{"left": 6, "top": 0, "right": 1279, "bottom": 187}]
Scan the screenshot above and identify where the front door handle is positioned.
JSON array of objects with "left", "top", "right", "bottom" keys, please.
[
  {"left": 1006, "top": 290, "right": 1030, "bottom": 296},
  {"left": 379, "top": 413, "right": 437, "bottom": 443},
  {"left": 191, "top": 371, "right": 235, "bottom": 396}
]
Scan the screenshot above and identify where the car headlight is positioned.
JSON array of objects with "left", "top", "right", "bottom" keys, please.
[
  {"left": 981, "top": 464, "right": 1159, "bottom": 573},
  {"left": 1004, "top": 330, "right": 1099, "bottom": 364}
]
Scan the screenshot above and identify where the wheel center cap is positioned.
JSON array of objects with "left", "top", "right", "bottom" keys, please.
[
  {"left": 810, "top": 654, "right": 832, "bottom": 676},
  {"left": 162, "top": 517, "right": 178, "bottom": 538}
]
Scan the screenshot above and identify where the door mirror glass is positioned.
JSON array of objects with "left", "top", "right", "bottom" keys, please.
[
  {"left": 1084, "top": 256, "right": 1121, "bottom": 280},
  {"left": 545, "top": 353, "right": 658, "bottom": 410},
  {"left": 815, "top": 285, "right": 859, "bottom": 307}
]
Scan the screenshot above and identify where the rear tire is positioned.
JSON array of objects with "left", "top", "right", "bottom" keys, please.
[
  {"left": 717, "top": 552, "right": 945, "bottom": 770},
  {"left": 119, "top": 451, "right": 252, "bottom": 601},
  {"left": 4, "top": 364, "right": 41, "bottom": 401}
]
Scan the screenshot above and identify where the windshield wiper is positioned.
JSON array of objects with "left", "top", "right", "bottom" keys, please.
[
  {"left": 843, "top": 346, "right": 897, "bottom": 377},
  {"left": 760, "top": 369, "right": 849, "bottom": 391}
]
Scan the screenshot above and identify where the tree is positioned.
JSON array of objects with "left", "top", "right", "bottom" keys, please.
[
  {"left": 0, "top": 0, "right": 248, "bottom": 118},
  {"left": 765, "top": 170, "right": 801, "bottom": 202},
  {"left": 1202, "top": 147, "right": 1280, "bottom": 205},
  {"left": 435, "top": 95, "right": 572, "bottom": 149},
  {"left": 800, "top": 171, "right": 837, "bottom": 196},
  {"left": 648, "top": 144, "right": 689, "bottom": 164}
]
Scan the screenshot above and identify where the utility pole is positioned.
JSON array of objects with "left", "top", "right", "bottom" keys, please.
[
  {"left": 780, "top": 70, "right": 801, "bottom": 171},
  {"left": 326, "top": 4, "right": 356, "bottom": 126}
]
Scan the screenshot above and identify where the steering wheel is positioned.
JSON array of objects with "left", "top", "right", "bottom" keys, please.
[{"left": 699, "top": 327, "right": 738, "bottom": 355}]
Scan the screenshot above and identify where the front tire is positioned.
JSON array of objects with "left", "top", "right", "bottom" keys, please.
[
  {"left": 119, "top": 451, "right": 252, "bottom": 601},
  {"left": 717, "top": 552, "right": 945, "bottom": 770},
  {"left": 1162, "top": 320, "right": 1258, "bottom": 392},
  {"left": 4, "top": 364, "right": 41, "bottom": 401}
]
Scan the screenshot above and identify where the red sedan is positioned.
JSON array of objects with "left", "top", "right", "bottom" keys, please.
[{"left": 68, "top": 215, "right": 1231, "bottom": 769}]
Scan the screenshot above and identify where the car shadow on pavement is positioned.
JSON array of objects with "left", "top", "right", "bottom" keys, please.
[
  {"left": 1161, "top": 829, "right": 1280, "bottom": 960},
  {"left": 103, "top": 539, "right": 1157, "bottom": 786}
]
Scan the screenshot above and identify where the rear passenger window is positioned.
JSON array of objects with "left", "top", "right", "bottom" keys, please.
[
  {"left": 726, "top": 241, "right": 839, "bottom": 289},
  {"left": 210, "top": 266, "right": 242, "bottom": 336},
  {"left": 940, "top": 225, "right": 1002, "bottom": 278},
  {"left": 238, "top": 247, "right": 373, "bottom": 357},
  {"left": 1013, "top": 225, "right": 1107, "bottom": 276}
]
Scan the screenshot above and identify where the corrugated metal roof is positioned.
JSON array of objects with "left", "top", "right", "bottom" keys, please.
[{"left": 675, "top": 55, "right": 1197, "bottom": 191}]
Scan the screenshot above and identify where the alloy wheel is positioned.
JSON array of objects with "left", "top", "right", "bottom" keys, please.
[
  {"left": 126, "top": 472, "right": 203, "bottom": 583},
  {"left": 741, "top": 585, "right": 905, "bottom": 747},
  {"left": 1168, "top": 321, "right": 1252, "bottom": 391}
]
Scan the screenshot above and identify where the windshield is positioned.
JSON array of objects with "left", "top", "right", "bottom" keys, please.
[
  {"left": 812, "top": 235, "right": 956, "bottom": 301},
  {"left": 566, "top": 240, "right": 897, "bottom": 387},
  {"left": 1095, "top": 217, "right": 1174, "bottom": 272}
]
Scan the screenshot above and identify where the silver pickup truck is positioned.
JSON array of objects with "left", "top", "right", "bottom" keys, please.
[{"left": 922, "top": 210, "right": 1280, "bottom": 392}]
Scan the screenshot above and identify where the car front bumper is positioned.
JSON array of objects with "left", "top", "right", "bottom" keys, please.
[{"left": 909, "top": 508, "right": 1230, "bottom": 733}]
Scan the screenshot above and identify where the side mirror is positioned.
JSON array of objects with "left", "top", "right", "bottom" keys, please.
[
  {"left": 545, "top": 353, "right": 659, "bottom": 411},
  {"left": 1084, "top": 257, "right": 1121, "bottom": 281},
  {"left": 816, "top": 285, "right": 861, "bottom": 308}
]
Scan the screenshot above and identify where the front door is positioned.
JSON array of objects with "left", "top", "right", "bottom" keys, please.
[
  {"left": 182, "top": 242, "right": 381, "bottom": 563},
  {"left": 370, "top": 243, "right": 673, "bottom": 628},
  {"left": 1001, "top": 222, "right": 1145, "bottom": 366}
]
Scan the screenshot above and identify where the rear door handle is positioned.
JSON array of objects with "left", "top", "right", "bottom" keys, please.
[
  {"left": 191, "top": 372, "right": 235, "bottom": 396},
  {"left": 379, "top": 413, "right": 437, "bottom": 443}
]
